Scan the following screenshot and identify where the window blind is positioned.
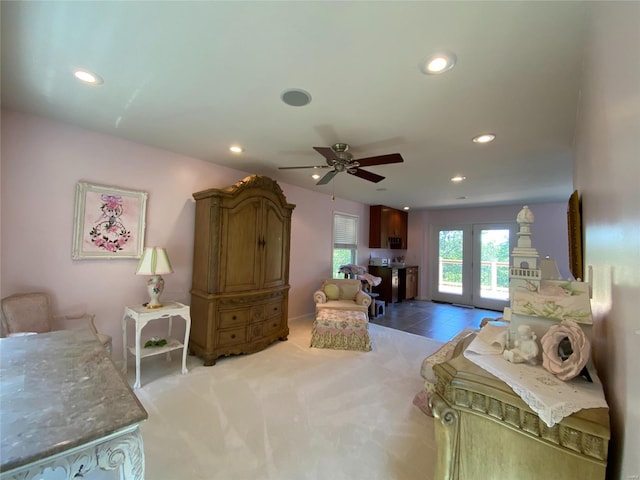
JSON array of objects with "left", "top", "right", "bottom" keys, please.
[{"left": 334, "top": 213, "right": 358, "bottom": 248}]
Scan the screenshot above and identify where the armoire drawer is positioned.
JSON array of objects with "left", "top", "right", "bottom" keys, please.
[
  {"left": 219, "top": 299, "right": 282, "bottom": 329},
  {"left": 219, "top": 308, "right": 251, "bottom": 328},
  {"left": 216, "top": 327, "right": 246, "bottom": 347},
  {"left": 263, "top": 318, "right": 283, "bottom": 336},
  {"left": 264, "top": 299, "right": 283, "bottom": 319}
]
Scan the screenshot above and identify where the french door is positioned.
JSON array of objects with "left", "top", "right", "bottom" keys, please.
[{"left": 430, "top": 223, "right": 515, "bottom": 311}]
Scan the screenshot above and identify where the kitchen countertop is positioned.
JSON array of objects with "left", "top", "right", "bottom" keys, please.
[
  {"left": 0, "top": 329, "right": 148, "bottom": 472},
  {"left": 368, "top": 265, "right": 418, "bottom": 269}
]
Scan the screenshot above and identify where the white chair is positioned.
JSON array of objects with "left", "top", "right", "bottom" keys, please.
[{"left": 0, "top": 292, "right": 112, "bottom": 354}]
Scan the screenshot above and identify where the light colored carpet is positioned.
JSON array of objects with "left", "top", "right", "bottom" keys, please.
[{"left": 128, "top": 318, "right": 442, "bottom": 480}]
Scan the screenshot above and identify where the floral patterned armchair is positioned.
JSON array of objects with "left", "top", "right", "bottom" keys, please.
[{"left": 313, "top": 279, "right": 371, "bottom": 315}]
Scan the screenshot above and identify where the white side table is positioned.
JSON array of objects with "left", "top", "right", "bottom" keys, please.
[{"left": 122, "top": 301, "right": 191, "bottom": 389}]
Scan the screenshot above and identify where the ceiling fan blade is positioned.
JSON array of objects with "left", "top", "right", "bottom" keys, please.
[
  {"left": 313, "top": 146, "right": 340, "bottom": 162},
  {"left": 278, "top": 165, "right": 330, "bottom": 170},
  {"left": 356, "top": 153, "right": 404, "bottom": 167},
  {"left": 316, "top": 170, "right": 338, "bottom": 185},
  {"left": 349, "top": 168, "right": 385, "bottom": 183}
]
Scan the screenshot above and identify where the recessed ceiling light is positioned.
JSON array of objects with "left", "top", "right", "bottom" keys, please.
[
  {"left": 311, "top": 174, "right": 321, "bottom": 180},
  {"left": 456, "top": 196, "right": 467, "bottom": 200},
  {"left": 376, "top": 188, "right": 387, "bottom": 192},
  {"left": 451, "top": 176, "right": 466, "bottom": 183},
  {"left": 403, "top": 206, "right": 410, "bottom": 211},
  {"left": 472, "top": 133, "right": 496, "bottom": 144},
  {"left": 420, "top": 52, "right": 457, "bottom": 75},
  {"left": 281, "top": 88, "right": 312, "bottom": 107},
  {"left": 73, "top": 69, "right": 103, "bottom": 85},
  {"left": 229, "top": 145, "right": 243, "bottom": 153}
]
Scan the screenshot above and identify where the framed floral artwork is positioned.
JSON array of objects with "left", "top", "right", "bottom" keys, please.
[{"left": 72, "top": 182, "right": 148, "bottom": 259}]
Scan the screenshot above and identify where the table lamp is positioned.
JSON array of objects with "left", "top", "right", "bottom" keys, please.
[{"left": 136, "top": 247, "right": 173, "bottom": 309}]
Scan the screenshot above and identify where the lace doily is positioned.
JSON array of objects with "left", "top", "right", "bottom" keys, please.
[{"left": 464, "top": 350, "right": 608, "bottom": 427}]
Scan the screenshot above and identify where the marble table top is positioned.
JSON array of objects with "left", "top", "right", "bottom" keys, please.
[{"left": 0, "top": 329, "right": 148, "bottom": 472}]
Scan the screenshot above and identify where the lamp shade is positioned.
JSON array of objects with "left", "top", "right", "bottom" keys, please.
[{"left": 135, "top": 247, "right": 173, "bottom": 275}]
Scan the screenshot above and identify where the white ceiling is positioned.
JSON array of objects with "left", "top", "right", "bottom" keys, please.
[{"left": 1, "top": 1, "right": 590, "bottom": 210}]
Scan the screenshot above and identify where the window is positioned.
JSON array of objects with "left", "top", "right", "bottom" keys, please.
[{"left": 332, "top": 212, "right": 358, "bottom": 278}]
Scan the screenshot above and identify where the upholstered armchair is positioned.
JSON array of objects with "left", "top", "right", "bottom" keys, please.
[
  {"left": 0, "top": 292, "right": 112, "bottom": 354},
  {"left": 314, "top": 279, "right": 371, "bottom": 315}
]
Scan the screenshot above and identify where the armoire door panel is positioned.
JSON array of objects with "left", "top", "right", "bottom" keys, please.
[
  {"left": 261, "top": 201, "right": 287, "bottom": 288},
  {"left": 220, "top": 199, "right": 262, "bottom": 292}
]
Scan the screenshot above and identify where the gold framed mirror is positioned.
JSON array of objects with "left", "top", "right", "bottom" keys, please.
[{"left": 567, "top": 190, "right": 583, "bottom": 280}]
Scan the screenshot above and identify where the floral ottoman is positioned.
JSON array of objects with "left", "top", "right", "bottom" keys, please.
[{"left": 311, "top": 309, "right": 371, "bottom": 351}]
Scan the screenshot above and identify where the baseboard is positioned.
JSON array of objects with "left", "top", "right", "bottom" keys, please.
[
  {"left": 289, "top": 312, "right": 315, "bottom": 323},
  {"left": 452, "top": 303, "right": 474, "bottom": 309}
]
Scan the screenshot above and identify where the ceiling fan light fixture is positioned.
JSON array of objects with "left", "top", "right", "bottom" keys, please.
[
  {"left": 421, "top": 52, "right": 457, "bottom": 75},
  {"left": 281, "top": 88, "right": 312, "bottom": 107},
  {"left": 73, "top": 68, "right": 103, "bottom": 85},
  {"left": 472, "top": 133, "right": 496, "bottom": 144},
  {"left": 279, "top": 143, "right": 401, "bottom": 185}
]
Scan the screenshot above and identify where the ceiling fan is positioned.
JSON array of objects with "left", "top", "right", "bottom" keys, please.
[{"left": 278, "top": 143, "right": 403, "bottom": 185}]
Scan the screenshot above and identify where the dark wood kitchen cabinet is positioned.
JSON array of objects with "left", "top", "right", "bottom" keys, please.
[
  {"left": 367, "top": 266, "right": 399, "bottom": 304},
  {"left": 369, "top": 205, "right": 408, "bottom": 249},
  {"left": 394, "top": 266, "right": 418, "bottom": 301}
]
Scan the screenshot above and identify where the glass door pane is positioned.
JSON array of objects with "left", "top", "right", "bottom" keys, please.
[
  {"left": 431, "top": 226, "right": 472, "bottom": 305},
  {"left": 439, "top": 229, "right": 463, "bottom": 295},
  {"left": 472, "top": 224, "right": 513, "bottom": 311}
]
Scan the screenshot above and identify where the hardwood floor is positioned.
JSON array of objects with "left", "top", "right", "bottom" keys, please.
[{"left": 369, "top": 299, "right": 503, "bottom": 343}]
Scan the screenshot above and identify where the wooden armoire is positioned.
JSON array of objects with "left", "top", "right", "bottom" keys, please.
[{"left": 190, "top": 175, "right": 295, "bottom": 365}]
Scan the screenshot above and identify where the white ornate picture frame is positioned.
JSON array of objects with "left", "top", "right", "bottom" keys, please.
[{"left": 72, "top": 181, "right": 148, "bottom": 260}]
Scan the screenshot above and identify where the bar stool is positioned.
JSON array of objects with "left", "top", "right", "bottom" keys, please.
[{"left": 368, "top": 292, "right": 380, "bottom": 318}]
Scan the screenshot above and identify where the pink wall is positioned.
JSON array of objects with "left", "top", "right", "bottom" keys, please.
[
  {"left": 573, "top": 3, "right": 640, "bottom": 477},
  {"left": 1, "top": 109, "right": 571, "bottom": 366},
  {"left": 0, "top": 110, "right": 367, "bottom": 359}
]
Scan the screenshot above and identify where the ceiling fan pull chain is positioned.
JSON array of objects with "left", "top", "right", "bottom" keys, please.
[{"left": 331, "top": 176, "right": 335, "bottom": 201}]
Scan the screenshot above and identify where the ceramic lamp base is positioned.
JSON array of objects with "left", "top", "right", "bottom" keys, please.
[{"left": 146, "top": 274, "right": 165, "bottom": 309}]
